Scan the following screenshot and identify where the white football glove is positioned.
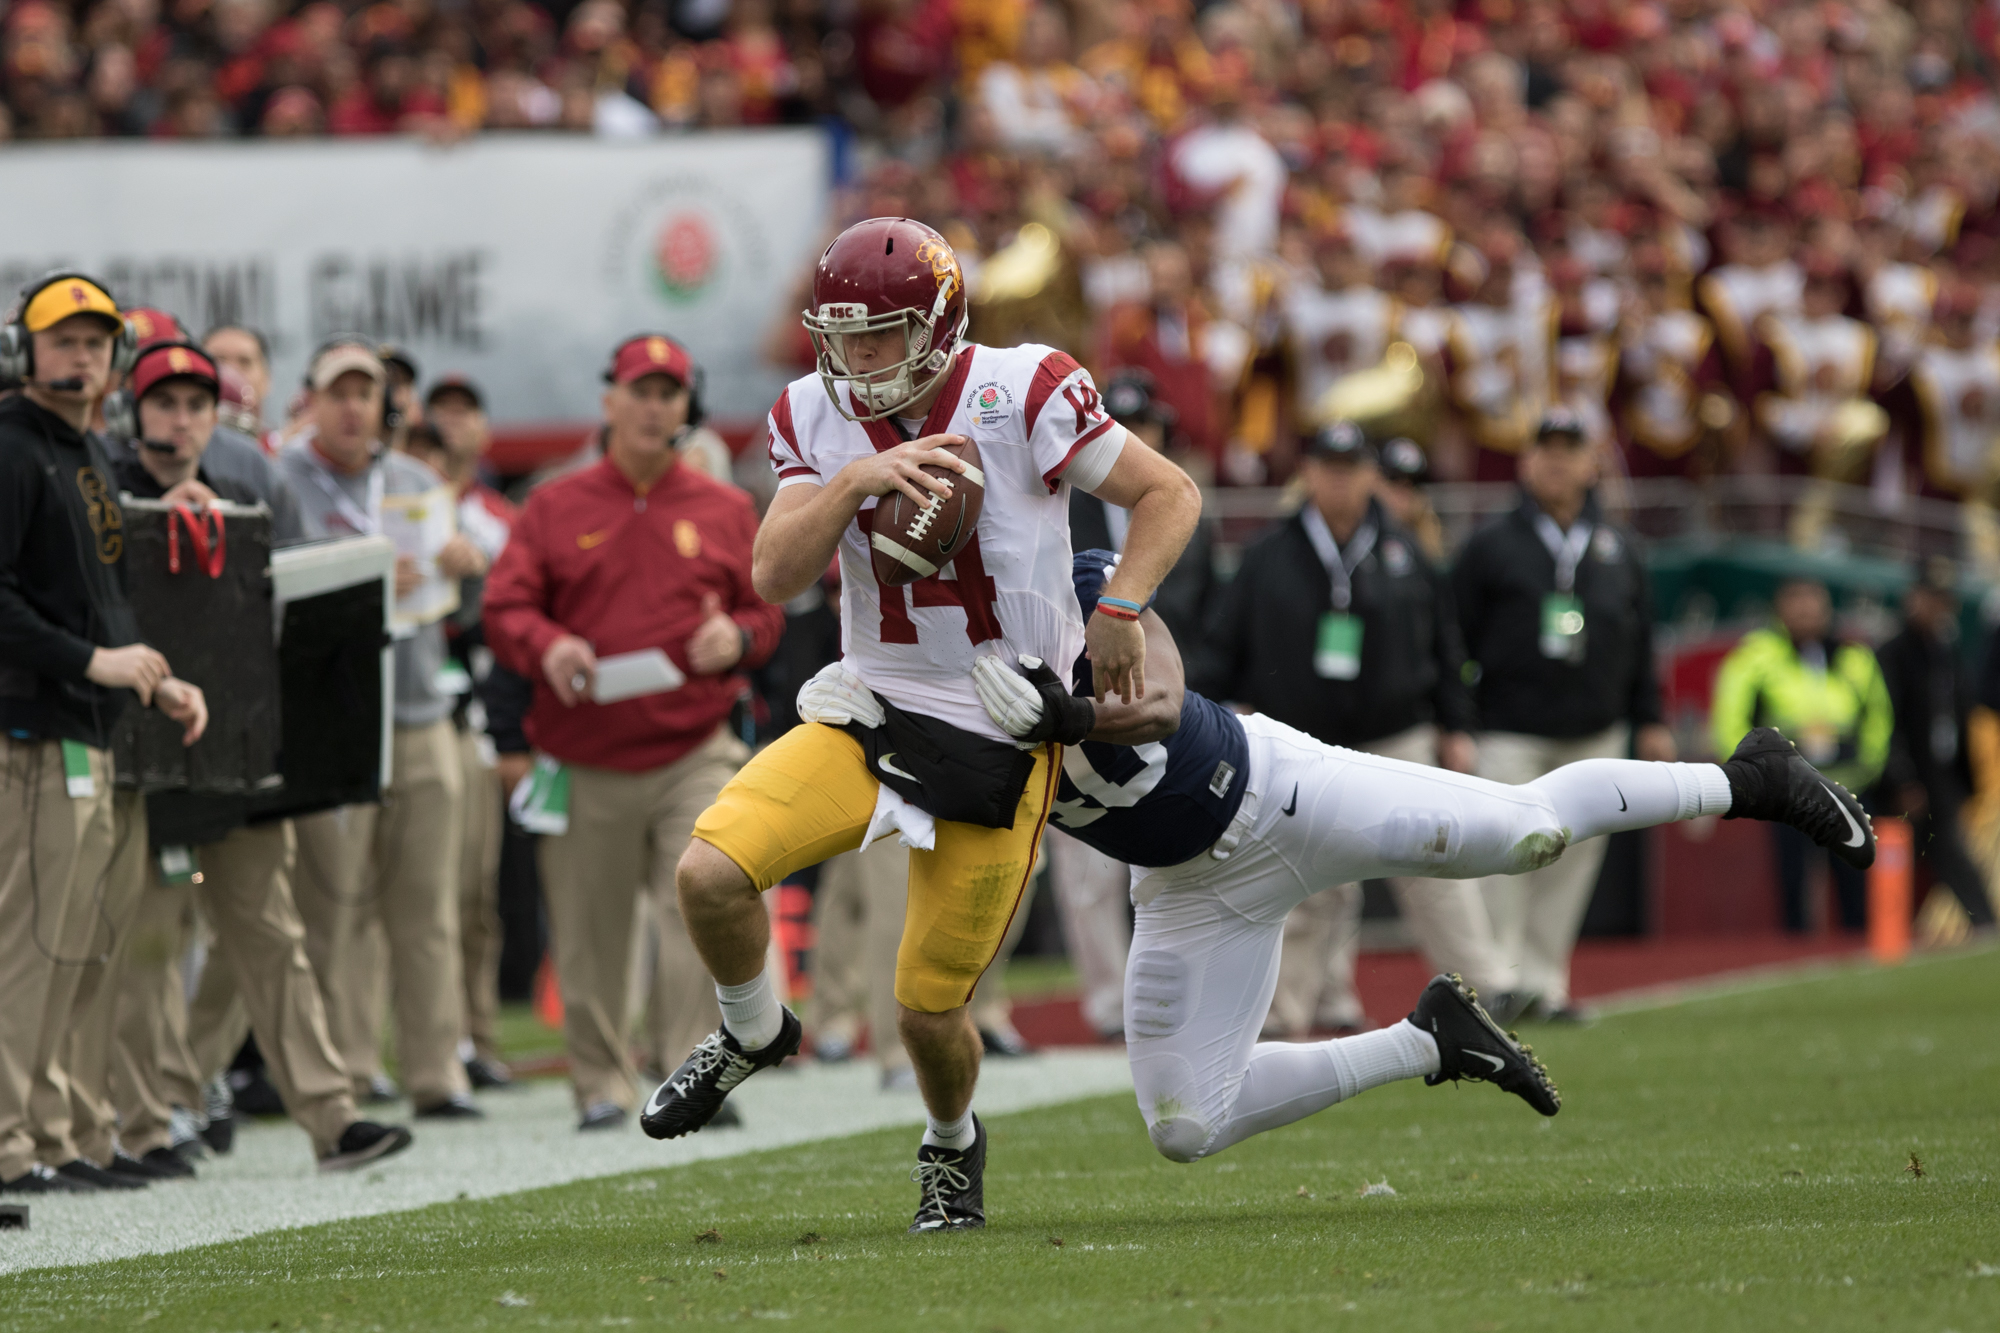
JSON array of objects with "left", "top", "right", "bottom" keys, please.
[
  {"left": 795, "top": 661, "right": 884, "bottom": 729},
  {"left": 973, "top": 654, "right": 1046, "bottom": 739}
]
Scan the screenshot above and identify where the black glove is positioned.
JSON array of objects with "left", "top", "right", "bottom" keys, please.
[{"left": 1019, "top": 657, "right": 1096, "bottom": 746}]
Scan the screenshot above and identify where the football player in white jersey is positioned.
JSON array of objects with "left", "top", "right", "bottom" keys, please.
[{"left": 643, "top": 217, "right": 1202, "bottom": 1233}]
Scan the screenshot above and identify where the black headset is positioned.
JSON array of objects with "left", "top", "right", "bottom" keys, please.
[
  {"left": 605, "top": 333, "right": 706, "bottom": 429},
  {"left": 0, "top": 271, "right": 140, "bottom": 385}
]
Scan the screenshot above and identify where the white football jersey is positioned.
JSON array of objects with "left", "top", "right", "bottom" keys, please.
[{"left": 766, "top": 343, "right": 1125, "bottom": 742}]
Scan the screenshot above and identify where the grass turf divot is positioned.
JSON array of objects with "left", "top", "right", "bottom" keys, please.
[{"left": 4, "top": 950, "right": 1996, "bottom": 1332}]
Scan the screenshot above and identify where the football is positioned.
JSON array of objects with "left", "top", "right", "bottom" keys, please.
[{"left": 868, "top": 436, "right": 985, "bottom": 586}]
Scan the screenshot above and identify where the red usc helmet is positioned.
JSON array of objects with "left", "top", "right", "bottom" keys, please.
[{"left": 802, "top": 217, "right": 968, "bottom": 422}]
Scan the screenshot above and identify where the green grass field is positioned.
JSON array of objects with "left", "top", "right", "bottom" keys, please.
[{"left": 7, "top": 951, "right": 1997, "bottom": 1332}]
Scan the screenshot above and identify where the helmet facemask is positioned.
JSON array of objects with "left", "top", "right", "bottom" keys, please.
[{"left": 804, "top": 293, "right": 965, "bottom": 423}]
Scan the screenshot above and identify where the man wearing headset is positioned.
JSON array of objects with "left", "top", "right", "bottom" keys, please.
[
  {"left": 274, "top": 339, "right": 484, "bottom": 1120},
  {"left": 0, "top": 273, "right": 207, "bottom": 1195},
  {"left": 97, "top": 339, "right": 415, "bottom": 1177},
  {"left": 484, "top": 334, "right": 784, "bottom": 1130}
]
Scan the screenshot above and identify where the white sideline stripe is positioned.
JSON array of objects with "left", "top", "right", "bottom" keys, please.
[{"left": 0, "top": 1050, "right": 1134, "bottom": 1275}]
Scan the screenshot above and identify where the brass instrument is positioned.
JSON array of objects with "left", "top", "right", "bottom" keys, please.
[
  {"left": 967, "top": 222, "right": 1090, "bottom": 354},
  {"left": 1311, "top": 341, "right": 1439, "bottom": 446},
  {"left": 1789, "top": 399, "right": 1891, "bottom": 550}
]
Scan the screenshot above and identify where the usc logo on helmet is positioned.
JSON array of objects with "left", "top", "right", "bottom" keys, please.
[{"left": 914, "top": 238, "right": 962, "bottom": 302}]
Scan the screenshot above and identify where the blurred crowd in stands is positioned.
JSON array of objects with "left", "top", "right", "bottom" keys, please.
[{"left": 11, "top": 0, "right": 2000, "bottom": 509}]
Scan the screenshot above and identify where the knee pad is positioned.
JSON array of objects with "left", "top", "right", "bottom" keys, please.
[
  {"left": 1125, "top": 949, "right": 1189, "bottom": 1039},
  {"left": 1148, "top": 1111, "right": 1214, "bottom": 1164}
]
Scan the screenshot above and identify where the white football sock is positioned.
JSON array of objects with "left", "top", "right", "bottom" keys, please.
[
  {"left": 1668, "top": 762, "right": 1734, "bottom": 818},
  {"left": 922, "top": 1109, "right": 977, "bottom": 1151},
  {"left": 716, "top": 972, "right": 784, "bottom": 1052},
  {"left": 1323, "top": 1020, "right": 1441, "bottom": 1099}
]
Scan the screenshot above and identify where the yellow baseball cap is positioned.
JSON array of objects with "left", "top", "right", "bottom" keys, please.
[{"left": 21, "top": 276, "right": 122, "bottom": 334}]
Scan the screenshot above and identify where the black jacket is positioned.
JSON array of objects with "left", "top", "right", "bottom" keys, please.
[
  {"left": 1196, "top": 498, "right": 1474, "bottom": 745},
  {"left": 1451, "top": 492, "right": 1661, "bottom": 739},
  {"left": 1877, "top": 623, "right": 1971, "bottom": 799},
  {"left": 0, "top": 395, "right": 142, "bottom": 749}
]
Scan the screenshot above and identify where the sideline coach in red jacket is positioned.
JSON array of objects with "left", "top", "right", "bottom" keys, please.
[{"left": 484, "top": 335, "right": 782, "bottom": 1129}]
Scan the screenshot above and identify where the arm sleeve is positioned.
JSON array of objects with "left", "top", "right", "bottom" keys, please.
[
  {"left": 0, "top": 452, "right": 97, "bottom": 682},
  {"left": 765, "top": 387, "right": 822, "bottom": 491},
  {"left": 1022, "top": 351, "right": 1122, "bottom": 493},
  {"left": 723, "top": 498, "right": 786, "bottom": 669},
  {"left": 1429, "top": 562, "right": 1478, "bottom": 733},
  {"left": 479, "top": 499, "right": 567, "bottom": 681}
]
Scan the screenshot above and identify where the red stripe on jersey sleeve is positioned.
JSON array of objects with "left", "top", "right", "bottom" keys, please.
[
  {"left": 1023, "top": 351, "right": 1084, "bottom": 436},
  {"left": 766, "top": 387, "right": 802, "bottom": 469},
  {"left": 1040, "top": 416, "right": 1116, "bottom": 492}
]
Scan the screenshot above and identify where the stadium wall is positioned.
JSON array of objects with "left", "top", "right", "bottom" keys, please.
[{"left": 0, "top": 128, "right": 831, "bottom": 427}]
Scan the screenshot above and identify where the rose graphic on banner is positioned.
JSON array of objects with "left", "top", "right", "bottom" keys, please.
[{"left": 654, "top": 211, "right": 719, "bottom": 303}]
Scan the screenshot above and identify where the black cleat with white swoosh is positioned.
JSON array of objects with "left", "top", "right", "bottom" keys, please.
[
  {"left": 1409, "top": 974, "right": 1561, "bottom": 1116},
  {"left": 1719, "top": 727, "right": 1876, "bottom": 869},
  {"left": 640, "top": 1009, "right": 801, "bottom": 1140}
]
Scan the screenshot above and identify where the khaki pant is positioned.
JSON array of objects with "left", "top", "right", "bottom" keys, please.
[
  {"left": 1046, "top": 830, "right": 1131, "bottom": 1037},
  {"left": 31, "top": 787, "right": 148, "bottom": 1169},
  {"left": 455, "top": 729, "right": 505, "bottom": 1063},
  {"left": 293, "top": 719, "right": 470, "bottom": 1106},
  {"left": 807, "top": 837, "right": 912, "bottom": 1072},
  {"left": 1476, "top": 724, "right": 1630, "bottom": 1008},
  {"left": 539, "top": 727, "right": 746, "bottom": 1112},
  {"left": 1267, "top": 725, "right": 1510, "bottom": 1036},
  {"left": 0, "top": 737, "right": 126, "bottom": 1179},
  {"left": 111, "top": 822, "right": 358, "bottom": 1158}
]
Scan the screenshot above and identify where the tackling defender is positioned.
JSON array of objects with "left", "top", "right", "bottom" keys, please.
[
  {"left": 845, "top": 547, "right": 1871, "bottom": 1162},
  {"left": 642, "top": 218, "right": 1202, "bottom": 1230}
]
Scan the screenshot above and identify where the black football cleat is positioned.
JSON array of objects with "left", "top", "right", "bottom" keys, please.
[
  {"left": 318, "top": 1121, "right": 413, "bottom": 1173},
  {"left": 909, "top": 1116, "right": 986, "bottom": 1233},
  {"left": 640, "top": 1008, "right": 801, "bottom": 1141},
  {"left": 1409, "top": 974, "right": 1561, "bottom": 1117},
  {"left": 1721, "top": 727, "right": 1875, "bottom": 869}
]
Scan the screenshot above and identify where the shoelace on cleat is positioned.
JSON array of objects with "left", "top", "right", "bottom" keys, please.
[
  {"left": 671, "top": 1034, "right": 750, "bottom": 1096},
  {"left": 911, "top": 1158, "right": 973, "bottom": 1220}
]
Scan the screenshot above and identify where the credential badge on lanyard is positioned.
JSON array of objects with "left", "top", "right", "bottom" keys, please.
[
  {"left": 1533, "top": 513, "right": 1591, "bottom": 663},
  {"left": 1304, "top": 507, "right": 1375, "bottom": 680}
]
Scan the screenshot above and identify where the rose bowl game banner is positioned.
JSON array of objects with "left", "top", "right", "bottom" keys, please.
[{"left": 0, "top": 130, "right": 830, "bottom": 424}]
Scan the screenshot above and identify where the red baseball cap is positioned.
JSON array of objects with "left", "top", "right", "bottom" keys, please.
[
  {"left": 124, "top": 306, "right": 186, "bottom": 349},
  {"left": 606, "top": 334, "right": 694, "bottom": 387},
  {"left": 130, "top": 341, "right": 220, "bottom": 403}
]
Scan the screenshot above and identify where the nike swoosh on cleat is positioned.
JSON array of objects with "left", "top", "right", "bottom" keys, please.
[
  {"left": 1282, "top": 783, "right": 1298, "bottom": 816},
  {"left": 1614, "top": 785, "right": 1627, "bottom": 812},
  {"left": 1468, "top": 1050, "right": 1508, "bottom": 1073},
  {"left": 878, "top": 752, "right": 919, "bottom": 782},
  {"left": 1823, "top": 782, "right": 1866, "bottom": 848},
  {"left": 643, "top": 1084, "right": 672, "bottom": 1118}
]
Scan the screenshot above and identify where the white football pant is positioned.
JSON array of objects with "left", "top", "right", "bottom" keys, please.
[{"left": 1126, "top": 713, "right": 1728, "bottom": 1163}]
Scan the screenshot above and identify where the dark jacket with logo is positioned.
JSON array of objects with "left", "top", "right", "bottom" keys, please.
[
  {"left": 0, "top": 395, "right": 141, "bottom": 748},
  {"left": 1451, "top": 492, "right": 1660, "bottom": 739},
  {"left": 1196, "top": 497, "right": 1474, "bottom": 745}
]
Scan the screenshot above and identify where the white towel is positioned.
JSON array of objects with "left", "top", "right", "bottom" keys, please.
[{"left": 862, "top": 784, "right": 936, "bottom": 851}]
